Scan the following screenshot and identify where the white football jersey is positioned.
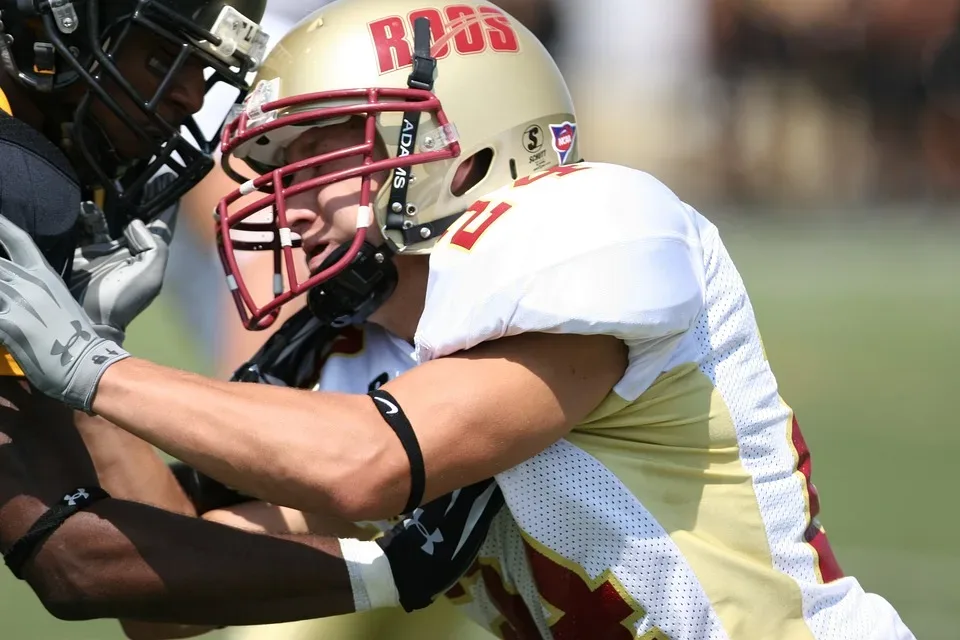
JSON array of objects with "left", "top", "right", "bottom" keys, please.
[
  {"left": 311, "top": 323, "right": 417, "bottom": 395},
  {"left": 414, "top": 163, "right": 914, "bottom": 640}
]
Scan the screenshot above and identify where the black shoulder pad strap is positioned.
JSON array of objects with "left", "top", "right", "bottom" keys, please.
[{"left": 230, "top": 306, "right": 341, "bottom": 389}]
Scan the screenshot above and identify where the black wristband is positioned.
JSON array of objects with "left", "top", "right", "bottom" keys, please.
[
  {"left": 368, "top": 389, "right": 425, "bottom": 514},
  {"left": 3, "top": 486, "right": 110, "bottom": 579}
]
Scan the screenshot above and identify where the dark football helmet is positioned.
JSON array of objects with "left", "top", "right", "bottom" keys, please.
[{"left": 0, "top": 0, "right": 268, "bottom": 234}]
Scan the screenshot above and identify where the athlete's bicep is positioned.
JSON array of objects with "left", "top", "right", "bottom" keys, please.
[{"left": 382, "top": 331, "right": 627, "bottom": 504}]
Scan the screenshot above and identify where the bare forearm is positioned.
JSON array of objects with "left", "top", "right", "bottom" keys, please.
[
  {"left": 16, "top": 498, "right": 355, "bottom": 624},
  {"left": 203, "top": 501, "right": 370, "bottom": 539},
  {"left": 74, "top": 413, "right": 195, "bottom": 516},
  {"left": 91, "top": 358, "right": 406, "bottom": 519}
]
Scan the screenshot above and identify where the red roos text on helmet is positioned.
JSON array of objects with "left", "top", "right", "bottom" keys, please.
[{"left": 369, "top": 4, "right": 520, "bottom": 75}]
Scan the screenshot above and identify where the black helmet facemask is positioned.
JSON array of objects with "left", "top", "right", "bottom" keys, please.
[{"left": 0, "top": 0, "right": 269, "bottom": 235}]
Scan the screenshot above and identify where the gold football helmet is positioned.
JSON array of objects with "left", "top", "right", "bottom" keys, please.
[{"left": 216, "top": 0, "right": 579, "bottom": 329}]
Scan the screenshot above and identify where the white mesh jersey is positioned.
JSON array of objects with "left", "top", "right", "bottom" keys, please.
[{"left": 415, "top": 163, "right": 914, "bottom": 640}]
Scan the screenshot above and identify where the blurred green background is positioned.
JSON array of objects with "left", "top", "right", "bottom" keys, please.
[{"left": 0, "top": 215, "right": 956, "bottom": 639}]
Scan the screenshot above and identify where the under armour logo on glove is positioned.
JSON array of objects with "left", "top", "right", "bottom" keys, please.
[
  {"left": 0, "top": 215, "right": 131, "bottom": 412},
  {"left": 404, "top": 508, "right": 445, "bottom": 555},
  {"left": 63, "top": 488, "right": 90, "bottom": 506},
  {"left": 50, "top": 321, "right": 91, "bottom": 366},
  {"left": 380, "top": 478, "right": 505, "bottom": 612}
]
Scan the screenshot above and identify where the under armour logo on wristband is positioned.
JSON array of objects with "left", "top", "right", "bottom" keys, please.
[{"left": 63, "top": 488, "right": 90, "bottom": 506}]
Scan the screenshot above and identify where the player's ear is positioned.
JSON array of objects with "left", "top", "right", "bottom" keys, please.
[{"left": 451, "top": 149, "right": 493, "bottom": 197}]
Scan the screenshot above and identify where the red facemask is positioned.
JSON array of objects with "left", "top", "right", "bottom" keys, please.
[{"left": 216, "top": 86, "right": 460, "bottom": 330}]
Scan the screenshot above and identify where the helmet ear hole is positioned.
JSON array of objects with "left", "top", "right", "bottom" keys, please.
[{"left": 451, "top": 147, "right": 493, "bottom": 198}]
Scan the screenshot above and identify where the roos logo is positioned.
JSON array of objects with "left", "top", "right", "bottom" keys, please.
[
  {"left": 549, "top": 122, "right": 577, "bottom": 165},
  {"left": 368, "top": 5, "right": 520, "bottom": 75}
]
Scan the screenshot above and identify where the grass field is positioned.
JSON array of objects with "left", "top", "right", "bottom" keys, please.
[{"left": 0, "top": 215, "right": 957, "bottom": 639}]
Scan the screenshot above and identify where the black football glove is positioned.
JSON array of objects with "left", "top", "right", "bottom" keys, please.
[{"left": 379, "top": 477, "right": 504, "bottom": 612}]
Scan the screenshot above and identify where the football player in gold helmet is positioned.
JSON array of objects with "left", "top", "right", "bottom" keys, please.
[{"left": 0, "top": 2, "right": 916, "bottom": 638}]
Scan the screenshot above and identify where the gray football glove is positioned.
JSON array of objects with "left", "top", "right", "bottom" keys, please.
[
  {"left": 69, "top": 202, "right": 177, "bottom": 346},
  {"left": 0, "top": 215, "right": 129, "bottom": 412}
]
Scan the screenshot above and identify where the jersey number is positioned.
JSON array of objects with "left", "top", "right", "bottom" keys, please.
[
  {"left": 449, "top": 164, "right": 590, "bottom": 251},
  {"left": 449, "top": 200, "right": 513, "bottom": 251}
]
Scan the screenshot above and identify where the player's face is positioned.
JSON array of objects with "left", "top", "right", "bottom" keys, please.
[
  {"left": 284, "top": 120, "right": 389, "bottom": 273},
  {"left": 90, "top": 26, "right": 206, "bottom": 161}
]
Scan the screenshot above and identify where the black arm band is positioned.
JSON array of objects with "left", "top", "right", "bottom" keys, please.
[
  {"left": 3, "top": 486, "right": 110, "bottom": 579},
  {"left": 368, "top": 389, "right": 424, "bottom": 514}
]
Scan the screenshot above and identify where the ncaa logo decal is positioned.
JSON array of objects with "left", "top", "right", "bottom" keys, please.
[{"left": 549, "top": 121, "right": 577, "bottom": 165}]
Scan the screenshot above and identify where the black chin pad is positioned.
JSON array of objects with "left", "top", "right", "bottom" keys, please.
[{"left": 307, "top": 242, "right": 398, "bottom": 327}]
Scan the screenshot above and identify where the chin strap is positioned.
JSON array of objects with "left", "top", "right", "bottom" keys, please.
[
  {"left": 385, "top": 17, "right": 436, "bottom": 236},
  {"left": 306, "top": 242, "right": 399, "bottom": 329},
  {"left": 382, "top": 17, "right": 465, "bottom": 248}
]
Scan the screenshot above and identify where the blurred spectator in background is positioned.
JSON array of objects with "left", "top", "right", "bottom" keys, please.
[
  {"left": 554, "top": 0, "right": 715, "bottom": 195},
  {"left": 920, "top": 8, "right": 960, "bottom": 193},
  {"left": 708, "top": 0, "right": 960, "bottom": 204}
]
